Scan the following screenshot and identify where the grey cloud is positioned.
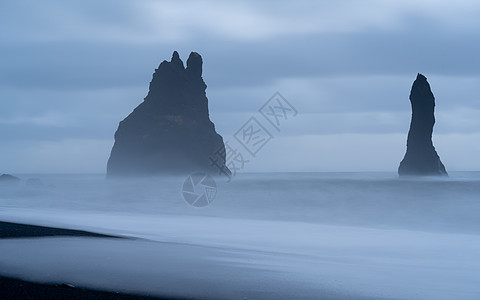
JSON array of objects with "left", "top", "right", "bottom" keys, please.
[
  {"left": 1, "top": 0, "right": 479, "bottom": 172},
  {"left": 1, "top": 28, "right": 479, "bottom": 93}
]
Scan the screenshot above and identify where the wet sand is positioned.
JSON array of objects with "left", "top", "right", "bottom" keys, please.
[
  {"left": 0, "top": 221, "right": 187, "bottom": 300},
  {"left": 0, "top": 221, "right": 120, "bottom": 239}
]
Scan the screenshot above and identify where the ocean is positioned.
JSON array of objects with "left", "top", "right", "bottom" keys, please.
[{"left": 1, "top": 172, "right": 480, "bottom": 299}]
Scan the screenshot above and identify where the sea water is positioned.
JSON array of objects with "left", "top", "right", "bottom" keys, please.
[{"left": 1, "top": 172, "right": 480, "bottom": 299}]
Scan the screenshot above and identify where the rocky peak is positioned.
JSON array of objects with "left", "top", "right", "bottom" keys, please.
[
  {"left": 398, "top": 73, "right": 447, "bottom": 176},
  {"left": 107, "top": 51, "right": 229, "bottom": 177},
  {"left": 186, "top": 52, "right": 203, "bottom": 78}
]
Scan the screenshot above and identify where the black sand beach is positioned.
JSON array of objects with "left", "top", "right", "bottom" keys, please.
[
  {"left": 0, "top": 221, "right": 121, "bottom": 239},
  {"left": 0, "top": 221, "right": 187, "bottom": 300},
  {"left": 0, "top": 276, "right": 187, "bottom": 300}
]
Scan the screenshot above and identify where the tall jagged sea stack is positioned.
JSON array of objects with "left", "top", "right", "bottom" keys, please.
[
  {"left": 398, "top": 74, "right": 447, "bottom": 176},
  {"left": 107, "top": 51, "right": 229, "bottom": 177}
]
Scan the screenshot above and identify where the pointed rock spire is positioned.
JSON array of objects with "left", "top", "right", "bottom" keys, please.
[
  {"left": 186, "top": 52, "right": 203, "bottom": 78},
  {"left": 172, "top": 50, "right": 180, "bottom": 61},
  {"left": 170, "top": 51, "right": 185, "bottom": 70},
  {"left": 398, "top": 73, "right": 447, "bottom": 176}
]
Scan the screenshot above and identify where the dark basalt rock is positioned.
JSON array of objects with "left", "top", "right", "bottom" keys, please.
[
  {"left": 398, "top": 74, "right": 447, "bottom": 176},
  {"left": 107, "top": 51, "right": 229, "bottom": 177},
  {"left": 0, "top": 174, "right": 20, "bottom": 184},
  {"left": 26, "top": 178, "right": 44, "bottom": 187}
]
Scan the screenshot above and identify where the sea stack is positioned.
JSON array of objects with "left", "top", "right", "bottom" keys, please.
[
  {"left": 107, "top": 51, "right": 229, "bottom": 177},
  {"left": 398, "top": 73, "right": 447, "bottom": 176},
  {"left": 0, "top": 174, "right": 20, "bottom": 184}
]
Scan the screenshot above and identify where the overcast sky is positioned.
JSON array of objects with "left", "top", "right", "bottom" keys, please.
[{"left": 1, "top": 0, "right": 479, "bottom": 173}]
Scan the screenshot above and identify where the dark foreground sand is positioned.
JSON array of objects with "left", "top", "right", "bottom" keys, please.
[
  {"left": 0, "top": 276, "right": 188, "bottom": 300},
  {"left": 0, "top": 221, "right": 122, "bottom": 239},
  {"left": 0, "top": 221, "right": 188, "bottom": 300}
]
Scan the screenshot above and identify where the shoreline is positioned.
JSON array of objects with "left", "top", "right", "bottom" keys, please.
[
  {"left": 0, "top": 220, "right": 121, "bottom": 239},
  {"left": 0, "top": 220, "right": 189, "bottom": 300}
]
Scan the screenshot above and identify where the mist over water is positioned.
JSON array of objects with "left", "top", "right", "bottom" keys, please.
[
  {"left": 1, "top": 172, "right": 479, "bottom": 233},
  {"left": 1, "top": 172, "right": 480, "bottom": 299}
]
